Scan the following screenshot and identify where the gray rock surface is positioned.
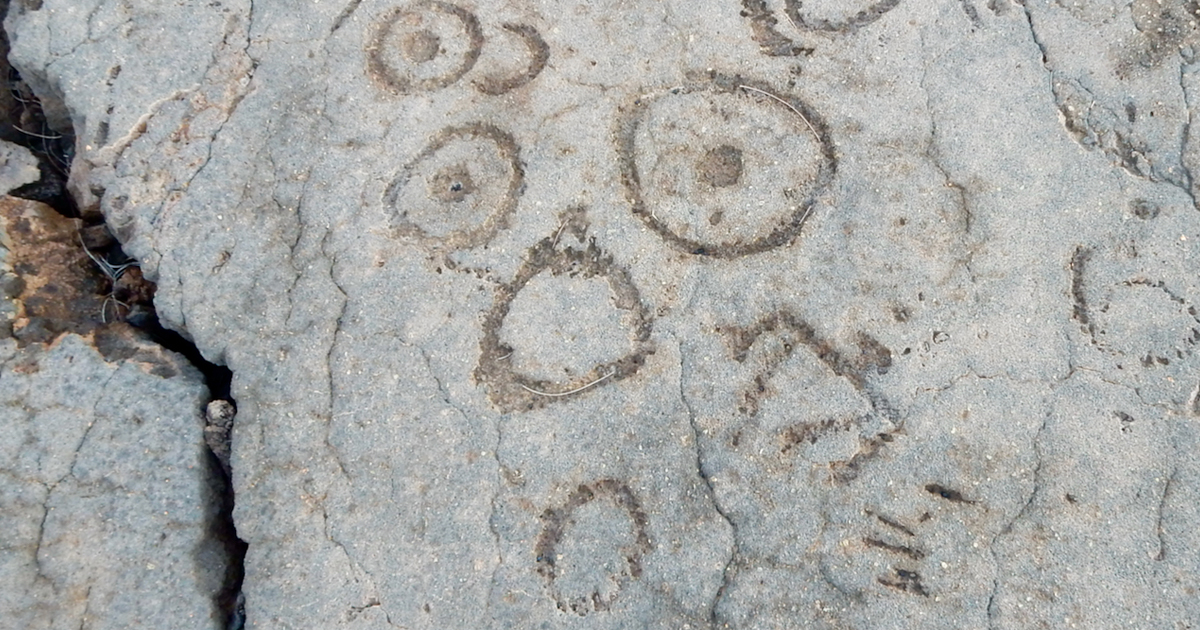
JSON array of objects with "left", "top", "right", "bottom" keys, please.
[
  {"left": 0, "top": 141, "right": 39, "bottom": 194},
  {"left": 1, "top": 162, "right": 230, "bottom": 626},
  {"left": 0, "top": 327, "right": 229, "bottom": 629},
  {"left": 6, "top": 0, "right": 1200, "bottom": 628}
]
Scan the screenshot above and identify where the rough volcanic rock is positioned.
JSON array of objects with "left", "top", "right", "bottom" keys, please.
[
  {"left": 0, "top": 141, "right": 39, "bottom": 194},
  {"left": 5, "top": 0, "right": 1200, "bottom": 628},
  {"left": 0, "top": 326, "right": 230, "bottom": 629},
  {"left": 0, "top": 141, "right": 40, "bottom": 330},
  {"left": 0, "top": 194, "right": 106, "bottom": 343},
  {"left": 0, "top": 183, "right": 230, "bottom": 628}
]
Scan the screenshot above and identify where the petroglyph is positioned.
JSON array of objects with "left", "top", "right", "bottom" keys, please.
[
  {"left": 367, "top": 1, "right": 484, "bottom": 94},
  {"left": 535, "top": 479, "right": 653, "bottom": 616},
  {"left": 739, "top": 0, "right": 902, "bottom": 55},
  {"left": 617, "top": 71, "right": 836, "bottom": 259},
  {"left": 476, "top": 212, "right": 654, "bottom": 411},
  {"left": 367, "top": 2, "right": 546, "bottom": 96},
  {"left": 782, "top": 0, "right": 903, "bottom": 33},
  {"left": 472, "top": 23, "right": 550, "bottom": 95},
  {"left": 384, "top": 123, "right": 522, "bottom": 250}
]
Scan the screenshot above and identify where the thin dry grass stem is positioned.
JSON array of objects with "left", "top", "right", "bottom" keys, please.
[
  {"left": 9, "top": 91, "right": 37, "bottom": 106},
  {"left": 78, "top": 233, "right": 137, "bottom": 281},
  {"left": 519, "top": 369, "right": 616, "bottom": 397},
  {"left": 796, "top": 204, "right": 816, "bottom": 228},
  {"left": 12, "top": 125, "right": 61, "bottom": 140},
  {"left": 550, "top": 218, "right": 569, "bottom": 248},
  {"left": 737, "top": 84, "right": 820, "bottom": 143},
  {"left": 79, "top": 233, "right": 140, "bottom": 323},
  {"left": 100, "top": 295, "right": 131, "bottom": 324}
]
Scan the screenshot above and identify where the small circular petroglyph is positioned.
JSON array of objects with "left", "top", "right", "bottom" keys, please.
[
  {"left": 783, "top": 0, "right": 903, "bottom": 32},
  {"left": 472, "top": 22, "right": 550, "bottom": 95},
  {"left": 535, "top": 479, "right": 652, "bottom": 616},
  {"left": 367, "top": 1, "right": 483, "bottom": 94},
  {"left": 618, "top": 72, "right": 836, "bottom": 258},
  {"left": 385, "top": 123, "right": 522, "bottom": 250}
]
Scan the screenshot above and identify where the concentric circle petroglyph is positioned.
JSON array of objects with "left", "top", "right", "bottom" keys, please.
[
  {"left": 384, "top": 123, "right": 522, "bottom": 250},
  {"left": 476, "top": 223, "right": 654, "bottom": 412},
  {"left": 618, "top": 72, "right": 836, "bottom": 258},
  {"left": 366, "top": 1, "right": 484, "bottom": 94},
  {"left": 783, "top": 0, "right": 903, "bottom": 32},
  {"left": 535, "top": 479, "right": 653, "bottom": 616}
]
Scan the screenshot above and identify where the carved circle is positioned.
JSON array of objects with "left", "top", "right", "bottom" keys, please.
[
  {"left": 385, "top": 123, "right": 522, "bottom": 250},
  {"left": 367, "top": 1, "right": 484, "bottom": 94},
  {"left": 783, "top": 0, "right": 903, "bottom": 32},
  {"left": 534, "top": 479, "right": 652, "bottom": 615},
  {"left": 618, "top": 72, "right": 837, "bottom": 258},
  {"left": 476, "top": 231, "right": 654, "bottom": 412}
]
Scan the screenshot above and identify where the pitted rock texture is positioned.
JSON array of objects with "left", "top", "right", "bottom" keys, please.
[
  {"left": 6, "top": 0, "right": 1200, "bottom": 628},
  {"left": 0, "top": 329, "right": 227, "bottom": 630},
  {"left": 0, "top": 142, "right": 41, "bottom": 330},
  {"left": 0, "top": 142, "right": 39, "bottom": 194}
]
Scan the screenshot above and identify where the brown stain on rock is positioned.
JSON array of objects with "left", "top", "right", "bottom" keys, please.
[
  {"left": 1, "top": 197, "right": 171, "bottom": 377},
  {"left": 0, "top": 196, "right": 105, "bottom": 344},
  {"left": 90, "top": 323, "right": 185, "bottom": 379}
]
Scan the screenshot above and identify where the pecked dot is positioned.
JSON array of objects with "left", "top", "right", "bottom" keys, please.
[
  {"left": 696, "top": 144, "right": 744, "bottom": 188},
  {"left": 428, "top": 164, "right": 475, "bottom": 202},
  {"left": 401, "top": 29, "right": 441, "bottom": 64}
]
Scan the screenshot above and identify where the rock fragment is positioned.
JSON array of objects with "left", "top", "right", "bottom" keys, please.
[{"left": 0, "top": 329, "right": 229, "bottom": 630}]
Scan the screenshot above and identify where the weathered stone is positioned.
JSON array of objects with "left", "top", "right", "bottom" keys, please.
[
  {"left": 0, "top": 147, "right": 230, "bottom": 628},
  {"left": 205, "top": 399, "right": 237, "bottom": 477},
  {"left": 5, "top": 0, "right": 1200, "bottom": 628},
  {"left": 0, "top": 142, "right": 41, "bottom": 332},
  {"left": 0, "top": 195, "right": 105, "bottom": 343},
  {"left": 0, "top": 141, "right": 39, "bottom": 194},
  {"left": 0, "top": 329, "right": 228, "bottom": 630}
]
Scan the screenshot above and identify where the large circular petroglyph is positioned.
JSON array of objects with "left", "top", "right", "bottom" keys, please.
[
  {"left": 618, "top": 73, "right": 836, "bottom": 259},
  {"left": 476, "top": 224, "right": 654, "bottom": 412},
  {"left": 385, "top": 123, "right": 522, "bottom": 250},
  {"left": 367, "top": 0, "right": 484, "bottom": 94},
  {"left": 782, "top": 0, "right": 903, "bottom": 32}
]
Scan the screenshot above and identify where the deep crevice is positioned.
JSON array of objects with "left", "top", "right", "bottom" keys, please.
[
  {"left": 1, "top": 24, "right": 247, "bottom": 628},
  {"left": 203, "top": 443, "right": 248, "bottom": 630}
]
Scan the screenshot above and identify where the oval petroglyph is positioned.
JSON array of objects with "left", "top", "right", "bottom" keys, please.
[
  {"left": 366, "top": 0, "right": 484, "bottom": 95},
  {"left": 739, "top": 0, "right": 902, "bottom": 56},
  {"left": 535, "top": 479, "right": 653, "bottom": 616},
  {"left": 384, "top": 123, "right": 523, "bottom": 250},
  {"left": 617, "top": 72, "right": 837, "bottom": 259}
]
